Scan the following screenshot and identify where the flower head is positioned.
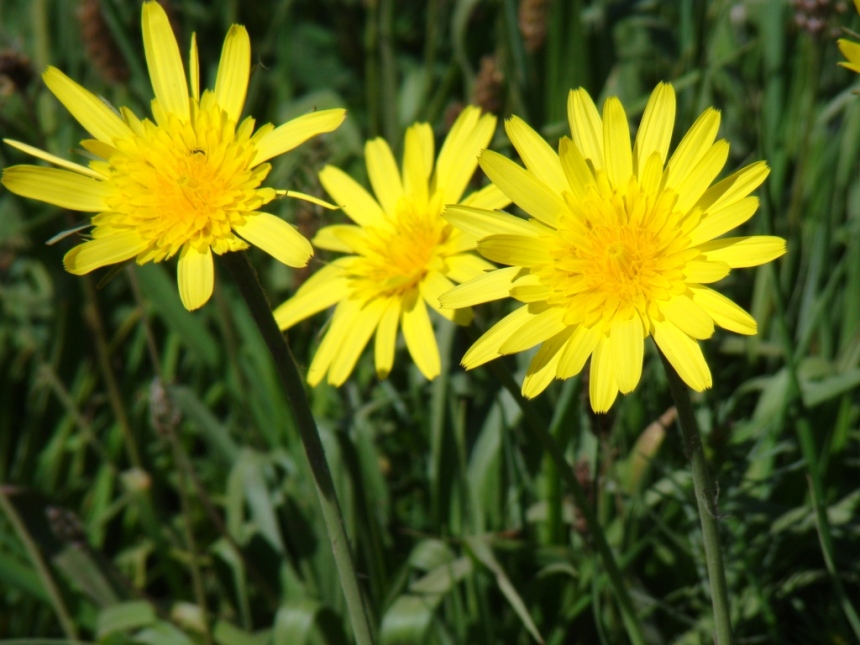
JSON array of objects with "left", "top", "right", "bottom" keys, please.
[
  {"left": 442, "top": 84, "right": 786, "bottom": 412},
  {"left": 838, "top": 0, "right": 860, "bottom": 74},
  {"left": 274, "top": 106, "right": 510, "bottom": 386},
  {"left": 1, "top": 1, "right": 344, "bottom": 310}
]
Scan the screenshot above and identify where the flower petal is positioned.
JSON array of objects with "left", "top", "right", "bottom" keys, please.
[
  {"left": 696, "top": 161, "right": 770, "bottom": 214},
  {"left": 252, "top": 109, "right": 346, "bottom": 166},
  {"left": 439, "top": 227, "right": 478, "bottom": 255},
  {"left": 558, "top": 137, "right": 596, "bottom": 201},
  {"left": 557, "top": 324, "right": 600, "bottom": 379},
  {"left": 689, "top": 285, "right": 757, "bottom": 335},
  {"left": 313, "top": 225, "right": 366, "bottom": 253},
  {"left": 283, "top": 190, "right": 338, "bottom": 210},
  {"left": 688, "top": 196, "right": 759, "bottom": 248},
  {"left": 365, "top": 137, "right": 403, "bottom": 214},
  {"left": 610, "top": 315, "right": 644, "bottom": 394},
  {"left": 142, "top": 0, "right": 189, "bottom": 120},
  {"left": 653, "top": 320, "right": 712, "bottom": 391},
  {"left": 697, "top": 236, "right": 786, "bottom": 268},
  {"left": 589, "top": 335, "right": 618, "bottom": 413},
  {"left": 319, "top": 164, "right": 386, "bottom": 227},
  {"left": 663, "top": 108, "right": 720, "bottom": 191},
  {"left": 42, "top": 67, "right": 133, "bottom": 144},
  {"left": 499, "top": 306, "right": 567, "bottom": 354},
  {"left": 443, "top": 204, "right": 542, "bottom": 239},
  {"left": 478, "top": 234, "right": 547, "bottom": 267},
  {"left": 4, "top": 139, "right": 105, "bottom": 179},
  {"left": 683, "top": 260, "right": 731, "bottom": 284},
  {"left": 479, "top": 150, "right": 567, "bottom": 228},
  {"left": 510, "top": 278, "right": 551, "bottom": 302},
  {"left": 402, "top": 291, "right": 440, "bottom": 380},
  {"left": 673, "top": 140, "right": 729, "bottom": 215},
  {"left": 63, "top": 231, "right": 148, "bottom": 274},
  {"left": 435, "top": 107, "right": 496, "bottom": 203},
  {"left": 521, "top": 328, "right": 573, "bottom": 398},
  {"left": 443, "top": 253, "right": 495, "bottom": 283},
  {"left": 460, "top": 183, "right": 512, "bottom": 210},
  {"left": 178, "top": 244, "right": 214, "bottom": 311},
  {"left": 233, "top": 212, "right": 313, "bottom": 267},
  {"left": 439, "top": 266, "right": 520, "bottom": 309},
  {"left": 307, "top": 299, "right": 360, "bottom": 386},
  {"left": 375, "top": 298, "right": 401, "bottom": 379},
  {"left": 274, "top": 261, "right": 351, "bottom": 330},
  {"left": 602, "top": 97, "right": 633, "bottom": 189},
  {"left": 658, "top": 294, "right": 714, "bottom": 340},
  {"left": 505, "top": 115, "right": 568, "bottom": 194},
  {"left": 422, "top": 270, "right": 471, "bottom": 324},
  {"left": 567, "top": 88, "right": 604, "bottom": 169},
  {"left": 329, "top": 299, "right": 387, "bottom": 385},
  {"left": 462, "top": 304, "right": 532, "bottom": 369},
  {"left": 402, "top": 122, "right": 433, "bottom": 206},
  {"left": 2, "top": 165, "right": 111, "bottom": 212},
  {"left": 633, "top": 82, "right": 675, "bottom": 176},
  {"left": 838, "top": 39, "right": 860, "bottom": 72},
  {"left": 214, "top": 25, "right": 250, "bottom": 123},
  {"left": 189, "top": 33, "right": 200, "bottom": 101}
]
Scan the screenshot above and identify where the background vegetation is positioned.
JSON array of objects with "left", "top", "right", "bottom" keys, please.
[{"left": 1, "top": 0, "right": 860, "bottom": 643}]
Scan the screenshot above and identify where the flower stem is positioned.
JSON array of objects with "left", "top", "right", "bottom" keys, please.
[
  {"left": 167, "top": 432, "right": 213, "bottom": 645},
  {"left": 221, "top": 252, "right": 375, "bottom": 645},
  {"left": 0, "top": 487, "right": 79, "bottom": 643},
  {"left": 482, "top": 359, "right": 645, "bottom": 645},
  {"left": 659, "top": 353, "right": 732, "bottom": 645}
]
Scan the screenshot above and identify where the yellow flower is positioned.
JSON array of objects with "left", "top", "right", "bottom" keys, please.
[
  {"left": 838, "top": 0, "right": 860, "bottom": 74},
  {"left": 1, "top": 1, "right": 344, "bottom": 310},
  {"left": 274, "top": 106, "right": 510, "bottom": 386},
  {"left": 441, "top": 84, "right": 786, "bottom": 412}
]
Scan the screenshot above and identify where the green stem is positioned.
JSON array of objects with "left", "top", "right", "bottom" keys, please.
[
  {"left": 659, "top": 353, "right": 732, "bottom": 645},
  {"left": 167, "top": 433, "right": 213, "bottom": 645},
  {"left": 543, "top": 378, "right": 579, "bottom": 545},
  {"left": 0, "top": 488, "right": 79, "bottom": 642},
  {"left": 82, "top": 277, "right": 142, "bottom": 470},
  {"left": 221, "top": 252, "right": 375, "bottom": 645},
  {"left": 482, "top": 360, "right": 645, "bottom": 645}
]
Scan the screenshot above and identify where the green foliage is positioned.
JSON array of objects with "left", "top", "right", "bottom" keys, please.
[{"left": 2, "top": 0, "right": 860, "bottom": 643}]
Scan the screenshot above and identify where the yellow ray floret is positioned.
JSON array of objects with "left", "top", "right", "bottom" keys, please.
[
  {"left": 839, "top": 0, "right": 860, "bottom": 74},
  {"left": 441, "top": 83, "right": 786, "bottom": 413},
  {"left": 273, "top": 106, "right": 511, "bottom": 386},
  {"left": 1, "top": 1, "right": 344, "bottom": 311}
]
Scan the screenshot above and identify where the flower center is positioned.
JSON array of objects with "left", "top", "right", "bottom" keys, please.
[
  {"left": 97, "top": 100, "right": 275, "bottom": 261},
  {"left": 348, "top": 195, "right": 447, "bottom": 299},
  {"left": 535, "top": 179, "right": 697, "bottom": 327}
]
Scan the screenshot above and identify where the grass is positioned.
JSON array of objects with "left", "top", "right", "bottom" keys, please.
[{"left": 1, "top": 0, "right": 860, "bottom": 643}]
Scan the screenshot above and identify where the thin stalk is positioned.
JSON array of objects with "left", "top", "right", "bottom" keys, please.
[
  {"left": 167, "top": 433, "right": 213, "bottom": 645},
  {"left": 82, "top": 267, "right": 142, "bottom": 470},
  {"left": 171, "top": 426, "right": 281, "bottom": 609},
  {"left": 129, "top": 268, "right": 280, "bottom": 610},
  {"left": 543, "top": 378, "right": 579, "bottom": 545},
  {"left": 481, "top": 359, "right": 645, "bottom": 645},
  {"left": 221, "top": 252, "right": 375, "bottom": 645},
  {"left": 0, "top": 488, "right": 79, "bottom": 642},
  {"left": 659, "top": 353, "right": 732, "bottom": 645},
  {"left": 37, "top": 364, "right": 116, "bottom": 470}
]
